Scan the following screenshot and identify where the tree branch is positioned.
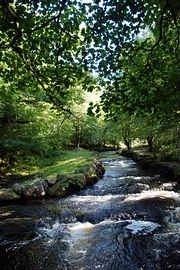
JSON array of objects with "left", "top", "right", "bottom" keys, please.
[
  {"left": 29, "top": 0, "right": 69, "bottom": 34},
  {"left": 0, "top": 0, "right": 77, "bottom": 116},
  {"left": 148, "top": 6, "right": 166, "bottom": 56},
  {"left": 1, "top": 0, "right": 22, "bottom": 47},
  {"left": 166, "top": 0, "right": 180, "bottom": 60}
]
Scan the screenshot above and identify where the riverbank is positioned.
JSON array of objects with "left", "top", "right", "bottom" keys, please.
[
  {"left": 121, "top": 147, "right": 180, "bottom": 185},
  {"left": 0, "top": 149, "right": 105, "bottom": 202}
]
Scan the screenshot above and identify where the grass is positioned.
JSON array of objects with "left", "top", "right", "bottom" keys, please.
[
  {"left": 97, "top": 152, "right": 122, "bottom": 159},
  {"left": 11, "top": 148, "right": 124, "bottom": 183},
  {"left": 13, "top": 148, "right": 95, "bottom": 179},
  {"left": 41, "top": 149, "right": 95, "bottom": 178}
]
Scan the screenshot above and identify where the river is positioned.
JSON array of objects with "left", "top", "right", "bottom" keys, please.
[{"left": 0, "top": 155, "right": 179, "bottom": 269}]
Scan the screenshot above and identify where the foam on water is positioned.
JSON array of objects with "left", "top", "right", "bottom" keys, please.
[
  {"left": 125, "top": 220, "right": 161, "bottom": 235},
  {"left": 124, "top": 190, "right": 180, "bottom": 202},
  {"left": 37, "top": 220, "right": 66, "bottom": 240},
  {"left": 68, "top": 222, "right": 95, "bottom": 234},
  {"left": 69, "top": 194, "right": 120, "bottom": 203},
  {"left": 66, "top": 222, "right": 95, "bottom": 268}
]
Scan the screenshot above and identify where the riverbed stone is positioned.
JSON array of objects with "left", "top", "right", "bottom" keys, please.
[
  {"left": 21, "top": 179, "right": 48, "bottom": 199},
  {"left": 0, "top": 188, "right": 21, "bottom": 201}
]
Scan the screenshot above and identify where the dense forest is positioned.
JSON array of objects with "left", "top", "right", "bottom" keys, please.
[{"left": 0, "top": 0, "right": 179, "bottom": 177}]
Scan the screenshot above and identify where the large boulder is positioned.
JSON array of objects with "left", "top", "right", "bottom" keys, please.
[
  {"left": 21, "top": 179, "right": 48, "bottom": 199},
  {"left": 66, "top": 174, "right": 86, "bottom": 190},
  {"left": 47, "top": 160, "right": 106, "bottom": 198},
  {"left": 0, "top": 188, "right": 21, "bottom": 201}
]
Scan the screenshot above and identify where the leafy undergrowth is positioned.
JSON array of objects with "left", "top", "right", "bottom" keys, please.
[{"left": 13, "top": 148, "right": 95, "bottom": 179}]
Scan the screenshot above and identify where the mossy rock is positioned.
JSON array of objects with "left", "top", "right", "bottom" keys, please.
[
  {"left": 47, "top": 181, "right": 69, "bottom": 197},
  {"left": 47, "top": 173, "right": 86, "bottom": 197},
  {"left": 21, "top": 179, "right": 48, "bottom": 199},
  {"left": 85, "top": 172, "right": 99, "bottom": 185},
  {"left": 0, "top": 188, "right": 21, "bottom": 201},
  {"left": 67, "top": 173, "right": 86, "bottom": 189},
  {"left": 86, "top": 167, "right": 96, "bottom": 176},
  {"left": 56, "top": 173, "right": 68, "bottom": 182},
  {"left": 74, "top": 168, "right": 87, "bottom": 174}
]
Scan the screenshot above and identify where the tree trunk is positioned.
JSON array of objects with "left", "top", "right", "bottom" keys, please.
[
  {"left": 147, "top": 136, "right": 154, "bottom": 152},
  {"left": 74, "top": 118, "right": 80, "bottom": 148},
  {"left": 177, "top": 125, "right": 180, "bottom": 161},
  {"left": 124, "top": 138, "right": 131, "bottom": 151}
]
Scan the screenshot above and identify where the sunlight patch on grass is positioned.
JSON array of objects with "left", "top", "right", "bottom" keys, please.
[{"left": 41, "top": 155, "right": 93, "bottom": 178}]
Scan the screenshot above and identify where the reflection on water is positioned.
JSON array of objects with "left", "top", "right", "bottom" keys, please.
[{"left": 0, "top": 157, "right": 179, "bottom": 270}]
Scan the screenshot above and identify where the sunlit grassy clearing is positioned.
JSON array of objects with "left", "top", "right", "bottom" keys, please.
[{"left": 39, "top": 149, "right": 95, "bottom": 178}]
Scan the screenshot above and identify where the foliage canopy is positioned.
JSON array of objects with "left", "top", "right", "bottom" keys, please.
[{"left": 0, "top": 0, "right": 179, "bottom": 173}]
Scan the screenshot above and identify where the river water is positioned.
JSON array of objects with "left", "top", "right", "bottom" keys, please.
[{"left": 0, "top": 156, "right": 179, "bottom": 270}]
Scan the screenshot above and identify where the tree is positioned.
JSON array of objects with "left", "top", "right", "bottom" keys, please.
[
  {"left": 0, "top": 0, "right": 179, "bottom": 169},
  {"left": 0, "top": 0, "right": 94, "bottom": 113},
  {"left": 79, "top": 1, "right": 179, "bottom": 120},
  {"left": 1, "top": 1, "right": 179, "bottom": 116}
]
